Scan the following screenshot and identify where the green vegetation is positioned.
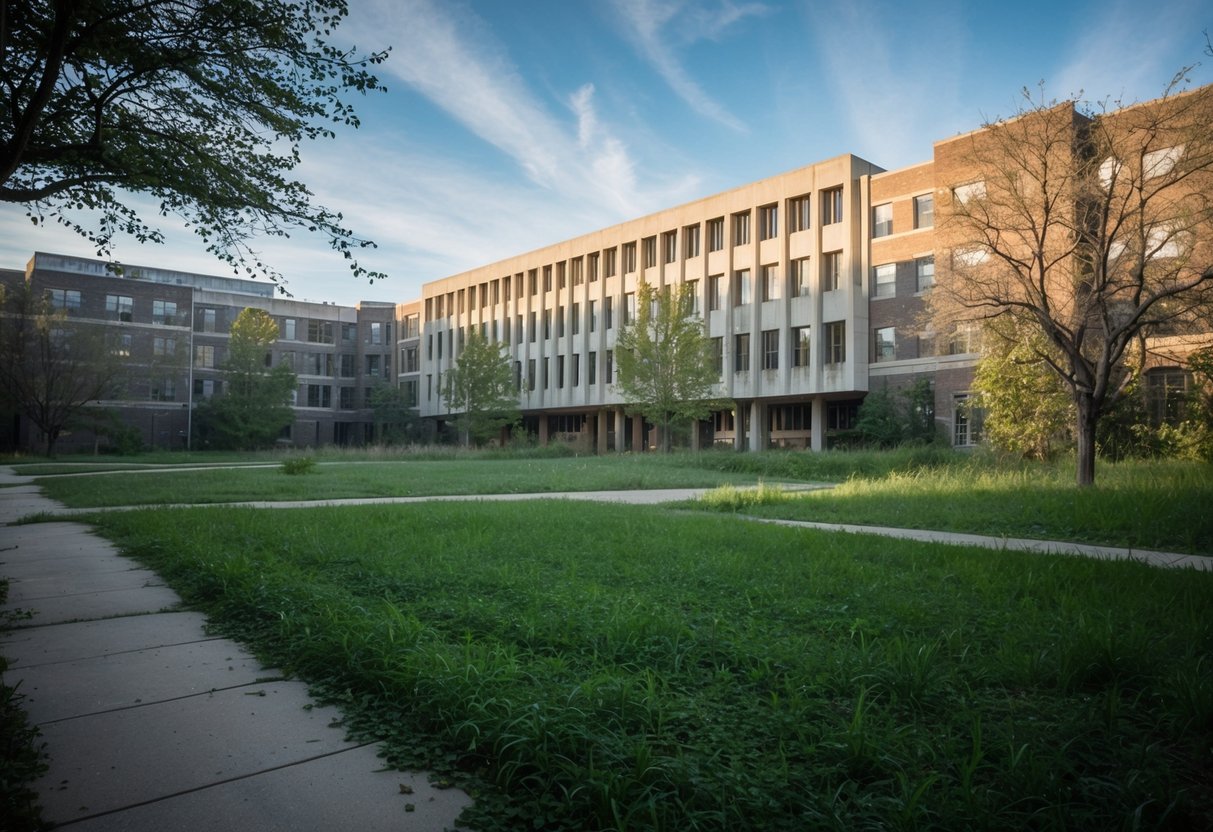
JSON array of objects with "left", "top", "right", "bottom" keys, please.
[
  {"left": 280, "top": 457, "right": 316, "bottom": 476},
  {"left": 694, "top": 459, "right": 1213, "bottom": 554},
  {"left": 0, "top": 582, "right": 49, "bottom": 832},
  {"left": 440, "top": 330, "right": 520, "bottom": 446},
  {"left": 31, "top": 456, "right": 764, "bottom": 507},
  {"left": 88, "top": 502, "right": 1213, "bottom": 831}
]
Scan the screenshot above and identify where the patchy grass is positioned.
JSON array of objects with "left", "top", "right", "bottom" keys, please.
[
  {"left": 88, "top": 501, "right": 1213, "bottom": 832},
  {"left": 0, "top": 581, "right": 49, "bottom": 832},
  {"left": 692, "top": 459, "right": 1213, "bottom": 554}
]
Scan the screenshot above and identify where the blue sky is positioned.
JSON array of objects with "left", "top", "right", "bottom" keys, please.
[{"left": 2, "top": 0, "right": 1209, "bottom": 304}]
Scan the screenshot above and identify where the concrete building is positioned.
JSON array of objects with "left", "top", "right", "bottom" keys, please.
[{"left": 4, "top": 85, "right": 1209, "bottom": 454}]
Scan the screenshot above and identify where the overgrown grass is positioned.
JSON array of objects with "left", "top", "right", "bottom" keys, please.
[
  {"left": 88, "top": 502, "right": 1213, "bottom": 832},
  {"left": 30, "top": 456, "right": 772, "bottom": 508},
  {"left": 0, "top": 581, "right": 49, "bottom": 832},
  {"left": 693, "top": 458, "right": 1213, "bottom": 554}
]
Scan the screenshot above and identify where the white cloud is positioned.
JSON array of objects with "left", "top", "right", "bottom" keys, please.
[{"left": 610, "top": 0, "right": 768, "bottom": 132}]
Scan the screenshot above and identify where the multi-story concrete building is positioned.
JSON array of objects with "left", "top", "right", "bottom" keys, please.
[{"left": 4, "top": 85, "right": 1209, "bottom": 454}]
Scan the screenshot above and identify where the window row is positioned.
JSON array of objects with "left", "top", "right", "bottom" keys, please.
[{"left": 871, "top": 193, "right": 933, "bottom": 239}]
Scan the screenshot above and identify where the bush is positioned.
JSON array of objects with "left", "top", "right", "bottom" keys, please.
[{"left": 281, "top": 456, "right": 316, "bottom": 475}]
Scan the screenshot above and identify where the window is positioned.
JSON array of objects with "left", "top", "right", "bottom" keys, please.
[
  {"left": 1147, "top": 368, "right": 1191, "bottom": 426},
  {"left": 762, "top": 329, "right": 779, "bottom": 370},
  {"left": 571, "top": 353, "right": 580, "bottom": 386},
  {"left": 340, "top": 386, "right": 355, "bottom": 409},
  {"left": 825, "top": 321, "right": 846, "bottom": 364},
  {"left": 588, "top": 253, "right": 600, "bottom": 282},
  {"left": 734, "top": 333, "right": 750, "bottom": 372},
  {"left": 953, "top": 394, "right": 983, "bottom": 446},
  {"left": 732, "top": 269, "right": 751, "bottom": 306},
  {"left": 712, "top": 337, "right": 723, "bottom": 377},
  {"left": 708, "top": 275, "right": 722, "bottom": 311},
  {"left": 792, "top": 258, "right": 811, "bottom": 297},
  {"left": 622, "top": 242, "right": 637, "bottom": 273},
  {"left": 759, "top": 204, "right": 778, "bottom": 240},
  {"left": 873, "top": 263, "right": 896, "bottom": 298},
  {"left": 528, "top": 311, "right": 537, "bottom": 343},
  {"left": 282, "top": 318, "right": 297, "bottom": 340},
  {"left": 761, "top": 265, "right": 780, "bottom": 301},
  {"left": 588, "top": 351, "right": 597, "bottom": 385},
  {"left": 604, "top": 248, "right": 617, "bottom": 277},
  {"left": 571, "top": 258, "right": 583, "bottom": 286},
  {"left": 624, "top": 292, "right": 636, "bottom": 325},
  {"left": 403, "top": 346, "right": 419, "bottom": 372},
  {"left": 571, "top": 302, "right": 580, "bottom": 335},
  {"left": 823, "top": 251, "right": 842, "bottom": 291},
  {"left": 307, "top": 320, "right": 334, "bottom": 343},
  {"left": 197, "top": 307, "right": 217, "bottom": 333},
  {"left": 543, "top": 357, "right": 550, "bottom": 388},
  {"left": 556, "top": 306, "right": 565, "bottom": 338},
  {"left": 307, "top": 384, "right": 332, "bottom": 408},
  {"left": 827, "top": 402, "right": 858, "bottom": 431},
  {"left": 822, "top": 187, "right": 843, "bottom": 224},
  {"left": 1147, "top": 225, "right": 1182, "bottom": 259},
  {"left": 914, "top": 194, "right": 934, "bottom": 228},
  {"left": 948, "top": 323, "right": 980, "bottom": 355},
  {"left": 707, "top": 217, "right": 724, "bottom": 252},
  {"left": 152, "top": 299, "right": 177, "bottom": 324},
  {"left": 106, "top": 294, "right": 134, "bottom": 322},
  {"left": 789, "top": 194, "right": 811, "bottom": 232},
  {"left": 684, "top": 280, "right": 700, "bottom": 316},
  {"left": 684, "top": 225, "right": 701, "bottom": 258},
  {"left": 791, "top": 326, "right": 811, "bottom": 367},
  {"left": 194, "top": 379, "right": 218, "bottom": 399},
  {"left": 642, "top": 236, "right": 657, "bottom": 268},
  {"left": 151, "top": 379, "right": 176, "bottom": 402},
  {"left": 874, "top": 327, "right": 896, "bottom": 362},
  {"left": 589, "top": 300, "right": 598, "bottom": 332},
  {"left": 194, "top": 345, "right": 215, "bottom": 368},
  {"left": 663, "top": 231, "right": 678, "bottom": 264},
  {"left": 403, "top": 380, "right": 419, "bottom": 407},
  {"left": 152, "top": 336, "right": 176, "bottom": 357},
  {"left": 732, "top": 211, "right": 751, "bottom": 245},
  {"left": 111, "top": 333, "right": 132, "bottom": 357},
  {"left": 952, "top": 180, "right": 986, "bottom": 205},
  {"left": 1143, "top": 145, "right": 1182, "bottom": 179},
  {"left": 916, "top": 256, "right": 935, "bottom": 292},
  {"left": 605, "top": 297, "right": 614, "bottom": 330},
  {"left": 367, "top": 322, "right": 383, "bottom": 345},
  {"left": 556, "top": 263, "right": 566, "bottom": 290},
  {"left": 46, "top": 288, "right": 82, "bottom": 313},
  {"left": 606, "top": 350, "right": 613, "bottom": 383},
  {"left": 515, "top": 315, "right": 523, "bottom": 343},
  {"left": 556, "top": 355, "right": 565, "bottom": 388},
  {"left": 527, "top": 359, "right": 536, "bottom": 391},
  {"left": 1099, "top": 157, "right": 1121, "bottom": 190},
  {"left": 873, "top": 203, "right": 892, "bottom": 238},
  {"left": 953, "top": 247, "right": 989, "bottom": 268}
]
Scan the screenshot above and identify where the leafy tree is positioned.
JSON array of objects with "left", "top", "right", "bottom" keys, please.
[
  {"left": 0, "top": 281, "right": 126, "bottom": 455},
  {"left": 972, "top": 321, "right": 1074, "bottom": 460},
  {"left": 369, "top": 382, "right": 420, "bottom": 445},
  {"left": 194, "top": 307, "right": 295, "bottom": 449},
  {"left": 440, "top": 330, "right": 519, "bottom": 446},
  {"left": 855, "top": 378, "right": 942, "bottom": 448},
  {"left": 1, "top": 0, "right": 388, "bottom": 287},
  {"left": 614, "top": 280, "right": 719, "bottom": 452},
  {"left": 933, "top": 80, "right": 1213, "bottom": 485}
]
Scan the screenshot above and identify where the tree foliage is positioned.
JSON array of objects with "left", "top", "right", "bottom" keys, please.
[
  {"left": 933, "top": 79, "right": 1213, "bottom": 484},
  {"left": 0, "top": 280, "right": 126, "bottom": 455},
  {"left": 972, "top": 321, "right": 1075, "bottom": 460},
  {"left": 614, "top": 280, "right": 720, "bottom": 452},
  {"left": 369, "top": 382, "right": 420, "bottom": 445},
  {"left": 855, "top": 378, "right": 941, "bottom": 448},
  {"left": 440, "top": 330, "right": 519, "bottom": 447},
  {"left": 193, "top": 307, "right": 295, "bottom": 449},
  {"left": 1, "top": 0, "right": 388, "bottom": 288}
]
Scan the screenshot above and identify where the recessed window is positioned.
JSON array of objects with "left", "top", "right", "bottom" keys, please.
[
  {"left": 663, "top": 231, "right": 678, "bottom": 264},
  {"left": 792, "top": 258, "right": 811, "bottom": 297},
  {"left": 684, "top": 225, "right": 701, "bottom": 258},
  {"left": 733, "top": 269, "right": 751, "bottom": 306},
  {"left": 622, "top": 243, "right": 637, "bottom": 273},
  {"left": 1143, "top": 145, "right": 1182, "bottom": 179},
  {"left": 642, "top": 236, "right": 657, "bottom": 269},
  {"left": 953, "top": 394, "right": 984, "bottom": 446},
  {"left": 791, "top": 326, "right": 811, "bottom": 367},
  {"left": 874, "top": 327, "right": 896, "bottom": 362},
  {"left": 732, "top": 211, "right": 751, "bottom": 246},
  {"left": 914, "top": 194, "right": 934, "bottom": 228},
  {"left": 106, "top": 294, "right": 134, "bottom": 322},
  {"left": 953, "top": 247, "right": 989, "bottom": 268},
  {"left": 823, "top": 251, "right": 842, "bottom": 292},
  {"left": 734, "top": 333, "right": 750, "bottom": 372},
  {"left": 825, "top": 321, "right": 846, "bottom": 364},
  {"left": 707, "top": 275, "right": 722, "bottom": 311},
  {"left": 712, "top": 337, "right": 723, "bottom": 378},
  {"left": 761, "top": 265, "right": 780, "bottom": 301},
  {"left": 707, "top": 217, "right": 725, "bottom": 252},
  {"left": 822, "top": 187, "right": 844, "bottom": 225},
  {"left": 759, "top": 204, "right": 778, "bottom": 240},
  {"left": 952, "top": 181, "right": 986, "bottom": 205},
  {"left": 916, "top": 256, "right": 935, "bottom": 292},
  {"left": 684, "top": 280, "right": 700, "bottom": 316},
  {"left": 604, "top": 249, "right": 617, "bottom": 277},
  {"left": 873, "top": 263, "right": 896, "bottom": 298},
  {"left": 762, "top": 329, "right": 779, "bottom": 370},
  {"left": 789, "top": 194, "right": 811, "bottom": 232},
  {"left": 873, "top": 203, "right": 892, "bottom": 238},
  {"left": 47, "top": 288, "right": 82, "bottom": 313}
]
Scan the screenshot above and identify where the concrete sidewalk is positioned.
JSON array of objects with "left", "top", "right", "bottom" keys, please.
[{"left": 0, "top": 471, "right": 470, "bottom": 831}]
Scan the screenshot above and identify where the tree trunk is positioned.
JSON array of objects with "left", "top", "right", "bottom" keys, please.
[{"left": 1074, "top": 394, "right": 1098, "bottom": 487}]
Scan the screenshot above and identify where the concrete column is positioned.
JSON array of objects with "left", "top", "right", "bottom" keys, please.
[
  {"left": 596, "top": 411, "right": 608, "bottom": 455},
  {"left": 614, "top": 408, "right": 626, "bottom": 453},
  {"left": 733, "top": 402, "right": 746, "bottom": 451},
  {"left": 690, "top": 419, "right": 701, "bottom": 450},
  {"left": 631, "top": 414, "right": 645, "bottom": 452},
  {"left": 811, "top": 397, "right": 825, "bottom": 452},
  {"left": 749, "top": 400, "right": 768, "bottom": 451},
  {"left": 538, "top": 414, "right": 549, "bottom": 446}
]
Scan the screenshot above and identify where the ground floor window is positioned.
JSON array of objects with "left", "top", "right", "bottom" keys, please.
[{"left": 953, "top": 393, "right": 984, "bottom": 446}]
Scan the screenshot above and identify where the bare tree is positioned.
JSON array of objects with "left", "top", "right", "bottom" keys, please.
[{"left": 933, "top": 80, "right": 1213, "bottom": 485}]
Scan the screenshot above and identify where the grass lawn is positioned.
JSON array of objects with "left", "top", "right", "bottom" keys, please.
[
  {"left": 30, "top": 456, "right": 775, "bottom": 507},
  {"left": 693, "top": 459, "right": 1213, "bottom": 554},
  {"left": 88, "top": 501, "right": 1213, "bottom": 832}
]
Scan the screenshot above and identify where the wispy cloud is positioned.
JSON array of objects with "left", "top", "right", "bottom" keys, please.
[
  {"left": 1050, "top": 0, "right": 1206, "bottom": 107},
  {"left": 609, "top": 0, "right": 769, "bottom": 132}
]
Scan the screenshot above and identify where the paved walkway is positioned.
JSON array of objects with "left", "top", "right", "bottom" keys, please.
[
  {"left": 0, "top": 469, "right": 471, "bottom": 831},
  {"left": 2, "top": 466, "right": 1209, "bottom": 830}
]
